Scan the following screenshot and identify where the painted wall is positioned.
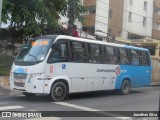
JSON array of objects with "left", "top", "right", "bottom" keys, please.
[
  {"left": 122, "top": 0, "right": 153, "bottom": 39},
  {"left": 95, "top": 0, "right": 109, "bottom": 37}
]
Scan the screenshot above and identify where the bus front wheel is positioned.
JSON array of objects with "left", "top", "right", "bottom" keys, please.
[
  {"left": 120, "top": 80, "right": 131, "bottom": 95},
  {"left": 50, "top": 82, "right": 67, "bottom": 102}
]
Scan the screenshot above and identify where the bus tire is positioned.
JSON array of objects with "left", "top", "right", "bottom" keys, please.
[
  {"left": 120, "top": 80, "right": 131, "bottom": 95},
  {"left": 23, "top": 92, "right": 36, "bottom": 97},
  {"left": 50, "top": 82, "right": 67, "bottom": 102}
]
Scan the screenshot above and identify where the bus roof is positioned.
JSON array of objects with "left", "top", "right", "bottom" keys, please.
[{"left": 36, "top": 35, "right": 148, "bottom": 51}]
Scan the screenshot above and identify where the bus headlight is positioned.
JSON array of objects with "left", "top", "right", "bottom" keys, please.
[{"left": 29, "top": 73, "right": 42, "bottom": 79}]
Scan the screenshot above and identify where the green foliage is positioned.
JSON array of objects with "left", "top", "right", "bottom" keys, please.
[
  {"left": 0, "top": 55, "right": 14, "bottom": 76},
  {"left": 2, "top": 0, "right": 68, "bottom": 36},
  {"left": 1, "top": 0, "right": 85, "bottom": 38},
  {"left": 72, "top": 0, "right": 86, "bottom": 23}
]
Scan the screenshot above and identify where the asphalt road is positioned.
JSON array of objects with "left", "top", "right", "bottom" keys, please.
[{"left": 0, "top": 86, "right": 159, "bottom": 120}]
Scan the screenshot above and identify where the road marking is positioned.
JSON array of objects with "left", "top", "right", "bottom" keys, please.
[
  {"left": 54, "top": 102, "right": 132, "bottom": 120},
  {"left": 28, "top": 110, "right": 37, "bottom": 111},
  {"left": 0, "top": 105, "right": 24, "bottom": 110},
  {"left": 55, "top": 102, "right": 100, "bottom": 111}
]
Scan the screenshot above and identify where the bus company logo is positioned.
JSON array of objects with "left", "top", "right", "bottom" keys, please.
[
  {"left": 115, "top": 67, "right": 121, "bottom": 76},
  {"left": 62, "top": 64, "right": 66, "bottom": 69}
]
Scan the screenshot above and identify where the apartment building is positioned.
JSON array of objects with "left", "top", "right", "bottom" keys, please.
[
  {"left": 83, "top": 0, "right": 153, "bottom": 40},
  {"left": 152, "top": 0, "right": 160, "bottom": 40},
  {"left": 82, "top": 0, "right": 97, "bottom": 35}
]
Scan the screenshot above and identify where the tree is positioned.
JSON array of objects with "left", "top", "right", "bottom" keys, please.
[
  {"left": 2, "top": 0, "right": 68, "bottom": 37},
  {"left": 1, "top": 0, "right": 85, "bottom": 39},
  {"left": 67, "top": 0, "right": 86, "bottom": 35}
]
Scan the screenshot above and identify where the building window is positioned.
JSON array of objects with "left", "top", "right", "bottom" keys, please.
[
  {"left": 144, "top": 1, "right": 147, "bottom": 11},
  {"left": 153, "top": 23, "right": 160, "bottom": 30},
  {"left": 129, "top": 0, "right": 133, "bottom": 5},
  {"left": 109, "top": 9, "right": 112, "bottom": 18},
  {"left": 154, "top": 7, "right": 160, "bottom": 15},
  {"left": 143, "top": 17, "right": 146, "bottom": 27},
  {"left": 128, "top": 12, "right": 132, "bottom": 22},
  {"left": 87, "top": 5, "right": 96, "bottom": 14}
]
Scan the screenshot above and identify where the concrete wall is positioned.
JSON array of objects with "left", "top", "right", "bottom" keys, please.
[
  {"left": 151, "top": 58, "right": 160, "bottom": 83},
  {"left": 83, "top": 0, "right": 96, "bottom": 7},
  {"left": 152, "top": 0, "right": 160, "bottom": 39},
  {"left": 95, "top": 0, "right": 109, "bottom": 37},
  {"left": 108, "top": 0, "right": 124, "bottom": 37}
]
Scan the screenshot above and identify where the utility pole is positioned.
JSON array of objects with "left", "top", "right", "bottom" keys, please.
[{"left": 68, "top": 0, "right": 78, "bottom": 36}]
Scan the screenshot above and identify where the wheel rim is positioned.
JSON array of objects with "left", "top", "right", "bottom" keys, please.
[{"left": 54, "top": 87, "right": 64, "bottom": 97}]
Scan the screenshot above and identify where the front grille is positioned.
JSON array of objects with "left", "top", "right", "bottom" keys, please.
[
  {"left": 14, "top": 73, "right": 27, "bottom": 79},
  {"left": 14, "top": 73, "right": 27, "bottom": 87}
]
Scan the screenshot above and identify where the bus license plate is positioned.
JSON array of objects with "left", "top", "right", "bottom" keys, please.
[{"left": 15, "top": 79, "right": 23, "bottom": 83}]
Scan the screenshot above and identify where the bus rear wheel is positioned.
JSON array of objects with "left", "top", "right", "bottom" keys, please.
[
  {"left": 23, "top": 92, "right": 36, "bottom": 97},
  {"left": 120, "top": 80, "right": 131, "bottom": 95},
  {"left": 50, "top": 82, "right": 67, "bottom": 102}
]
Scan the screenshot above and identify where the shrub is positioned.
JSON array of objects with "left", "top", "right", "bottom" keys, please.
[{"left": 0, "top": 55, "right": 15, "bottom": 76}]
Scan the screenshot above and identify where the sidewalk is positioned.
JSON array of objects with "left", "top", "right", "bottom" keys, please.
[{"left": 0, "top": 76, "right": 22, "bottom": 96}]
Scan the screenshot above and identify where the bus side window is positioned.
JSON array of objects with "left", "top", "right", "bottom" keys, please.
[
  {"left": 118, "top": 48, "right": 129, "bottom": 65},
  {"left": 88, "top": 44, "right": 101, "bottom": 63},
  {"left": 140, "top": 51, "right": 149, "bottom": 66},
  {"left": 131, "top": 50, "right": 140, "bottom": 65},
  {"left": 47, "top": 41, "right": 68, "bottom": 63},
  {"left": 70, "top": 41, "right": 86, "bottom": 62},
  {"left": 104, "top": 46, "right": 116, "bottom": 64}
]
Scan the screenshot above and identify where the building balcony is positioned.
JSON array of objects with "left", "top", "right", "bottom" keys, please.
[
  {"left": 83, "top": 14, "right": 96, "bottom": 27},
  {"left": 152, "top": 29, "right": 160, "bottom": 40},
  {"left": 154, "top": 0, "right": 160, "bottom": 8},
  {"left": 83, "top": 0, "right": 96, "bottom": 7},
  {"left": 153, "top": 14, "right": 160, "bottom": 24}
]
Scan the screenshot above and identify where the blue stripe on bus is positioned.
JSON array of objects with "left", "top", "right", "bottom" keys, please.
[
  {"left": 115, "top": 65, "right": 151, "bottom": 89},
  {"left": 14, "top": 68, "right": 27, "bottom": 74}
]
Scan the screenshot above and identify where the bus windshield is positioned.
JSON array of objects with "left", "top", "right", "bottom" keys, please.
[{"left": 15, "top": 39, "right": 52, "bottom": 64}]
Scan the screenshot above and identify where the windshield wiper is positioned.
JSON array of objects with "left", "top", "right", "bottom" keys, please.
[{"left": 27, "top": 53, "right": 38, "bottom": 62}]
